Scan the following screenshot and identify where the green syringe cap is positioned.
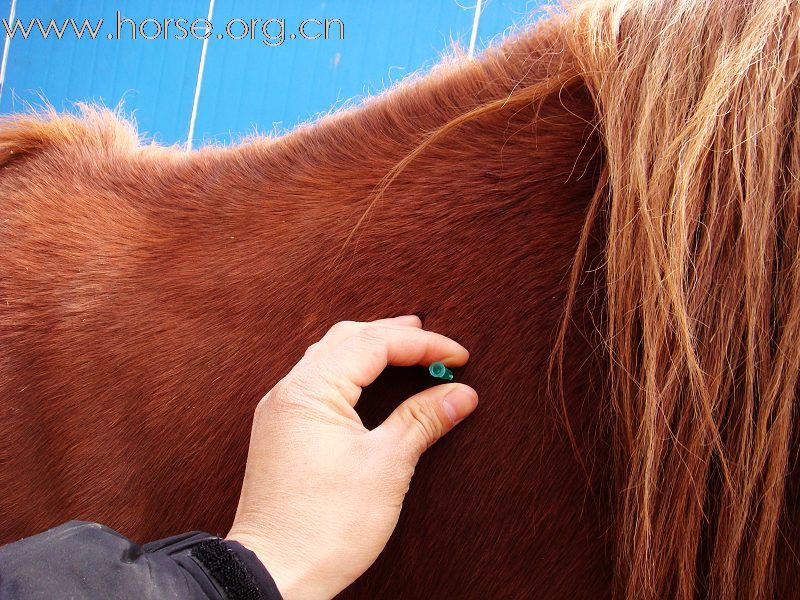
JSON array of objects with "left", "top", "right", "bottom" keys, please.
[{"left": 428, "top": 361, "right": 454, "bottom": 381}]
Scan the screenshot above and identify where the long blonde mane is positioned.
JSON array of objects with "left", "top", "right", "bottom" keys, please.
[{"left": 376, "top": 1, "right": 800, "bottom": 597}]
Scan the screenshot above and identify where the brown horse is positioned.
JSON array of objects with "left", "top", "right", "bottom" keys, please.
[{"left": 2, "top": 0, "right": 800, "bottom": 598}]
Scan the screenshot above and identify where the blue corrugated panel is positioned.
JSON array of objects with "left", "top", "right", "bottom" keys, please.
[
  {"left": 0, "top": 0, "right": 207, "bottom": 145},
  {"left": 193, "top": 1, "right": 476, "bottom": 145},
  {"left": 0, "top": 1, "right": 547, "bottom": 146},
  {"left": 477, "top": 0, "right": 546, "bottom": 45}
]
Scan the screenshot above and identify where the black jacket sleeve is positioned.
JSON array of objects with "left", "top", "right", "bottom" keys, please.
[{"left": 0, "top": 521, "right": 282, "bottom": 600}]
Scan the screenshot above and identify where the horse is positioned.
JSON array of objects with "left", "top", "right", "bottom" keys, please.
[{"left": 2, "top": 0, "right": 799, "bottom": 597}]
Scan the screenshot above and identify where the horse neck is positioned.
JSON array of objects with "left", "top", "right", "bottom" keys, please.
[
  {"left": 0, "top": 18, "right": 609, "bottom": 597},
  {"left": 162, "top": 26, "right": 608, "bottom": 597},
  {"left": 165, "top": 23, "right": 596, "bottom": 329}
]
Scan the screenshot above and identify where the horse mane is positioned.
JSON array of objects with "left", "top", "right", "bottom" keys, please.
[
  {"left": 374, "top": 0, "right": 800, "bottom": 597},
  {"left": 0, "top": 105, "right": 138, "bottom": 162}
]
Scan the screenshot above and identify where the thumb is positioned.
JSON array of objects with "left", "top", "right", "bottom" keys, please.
[{"left": 376, "top": 383, "right": 478, "bottom": 459}]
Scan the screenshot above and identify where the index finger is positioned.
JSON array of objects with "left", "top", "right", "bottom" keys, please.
[{"left": 293, "top": 321, "right": 469, "bottom": 407}]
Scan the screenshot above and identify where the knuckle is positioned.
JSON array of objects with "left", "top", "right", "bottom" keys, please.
[
  {"left": 303, "top": 341, "right": 321, "bottom": 357},
  {"left": 264, "top": 377, "right": 309, "bottom": 413},
  {"left": 356, "top": 324, "right": 387, "bottom": 346},
  {"left": 328, "top": 320, "right": 358, "bottom": 336},
  {"left": 261, "top": 381, "right": 288, "bottom": 409},
  {"left": 253, "top": 387, "right": 284, "bottom": 423},
  {"left": 287, "top": 365, "right": 356, "bottom": 408},
  {"left": 253, "top": 395, "right": 270, "bottom": 421},
  {"left": 283, "top": 369, "right": 317, "bottom": 398},
  {"left": 269, "top": 377, "right": 290, "bottom": 399},
  {"left": 316, "top": 365, "right": 360, "bottom": 402}
]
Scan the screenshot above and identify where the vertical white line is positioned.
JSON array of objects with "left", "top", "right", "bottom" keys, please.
[
  {"left": 186, "top": 0, "right": 215, "bottom": 150},
  {"left": 467, "top": 0, "right": 483, "bottom": 58},
  {"left": 0, "top": 0, "right": 18, "bottom": 106}
]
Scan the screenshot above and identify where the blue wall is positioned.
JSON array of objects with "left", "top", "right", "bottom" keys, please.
[{"left": 0, "top": 1, "right": 543, "bottom": 147}]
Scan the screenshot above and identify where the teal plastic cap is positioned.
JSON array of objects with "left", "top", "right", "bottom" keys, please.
[{"left": 428, "top": 361, "right": 454, "bottom": 381}]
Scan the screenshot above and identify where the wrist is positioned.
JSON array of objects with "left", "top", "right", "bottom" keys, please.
[{"left": 226, "top": 529, "right": 312, "bottom": 600}]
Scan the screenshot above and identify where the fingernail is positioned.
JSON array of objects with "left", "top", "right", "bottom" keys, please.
[
  {"left": 442, "top": 387, "right": 478, "bottom": 425},
  {"left": 442, "top": 349, "right": 470, "bottom": 363}
]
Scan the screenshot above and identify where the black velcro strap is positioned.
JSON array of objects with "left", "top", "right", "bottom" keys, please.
[{"left": 192, "top": 539, "right": 264, "bottom": 600}]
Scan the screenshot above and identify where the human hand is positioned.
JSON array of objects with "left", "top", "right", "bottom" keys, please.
[{"left": 226, "top": 316, "right": 478, "bottom": 599}]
